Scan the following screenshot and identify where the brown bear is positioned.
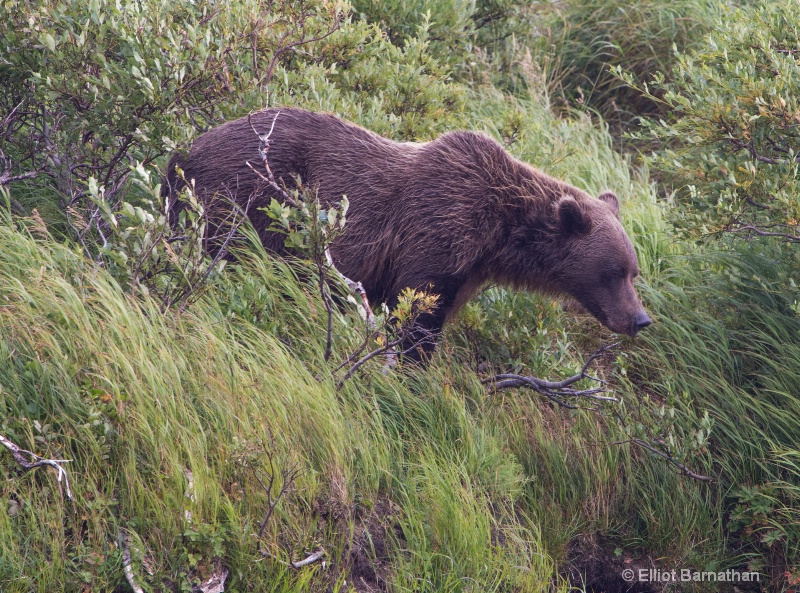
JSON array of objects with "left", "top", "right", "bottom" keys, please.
[{"left": 163, "top": 108, "right": 650, "bottom": 353}]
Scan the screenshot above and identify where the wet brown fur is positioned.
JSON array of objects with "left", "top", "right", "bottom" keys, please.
[{"left": 164, "top": 108, "right": 648, "bottom": 350}]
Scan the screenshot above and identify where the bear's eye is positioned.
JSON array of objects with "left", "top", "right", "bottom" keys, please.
[{"left": 601, "top": 266, "right": 626, "bottom": 283}]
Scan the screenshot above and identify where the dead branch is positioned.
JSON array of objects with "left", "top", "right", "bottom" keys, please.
[
  {"left": 0, "top": 433, "right": 73, "bottom": 500},
  {"left": 239, "top": 435, "right": 302, "bottom": 554},
  {"left": 236, "top": 436, "right": 319, "bottom": 569},
  {"left": 119, "top": 529, "right": 145, "bottom": 593},
  {"left": 255, "top": 459, "right": 301, "bottom": 543},
  {"left": 0, "top": 146, "right": 46, "bottom": 186},
  {"left": 325, "top": 248, "right": 376, "bottom": 328},
  {"left": 331, "top": 329, "right": 382, "bottom": 374},
  {"left": 246, "top": 111, "right": 299, "bottom": 208},
  {"left": 483, "top": 342, "right": 619, "bottom": 409},
  {"left": 320, "top": 275, "right": 335, "bottom": 361},
  {"left": 337, "top": 334, "right": 407, "bottom": 389},
  {"left": 726, "top": 224, "right": 800, "bottom": 244},
  {"left": 483, "top": 346, "right": 711, "bottom": 481},
  {"left": 184, "top": 467, "right": 195, "bottom": 523},
  {"left": 260, "top": 548, "right": 326, "bottom": 569}
]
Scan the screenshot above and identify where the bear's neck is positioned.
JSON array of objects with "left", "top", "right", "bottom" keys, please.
[{"left": 482, "top": 161, "right": 589, "bottom": 294}]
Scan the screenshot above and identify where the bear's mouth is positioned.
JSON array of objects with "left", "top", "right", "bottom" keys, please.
[
  {"left": 564, "top": 297, "right": 616, "bottom": 331},
  {"left": 584, "top": 302, "right": 609, "bottom": 328}
]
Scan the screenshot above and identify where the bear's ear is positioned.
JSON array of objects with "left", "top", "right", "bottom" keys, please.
[
  {"left": 557, "top": 196, "right": 592, "bottom": 237},
  {"left": 598, "top": 191, "right": 620, "bottom": 218}
]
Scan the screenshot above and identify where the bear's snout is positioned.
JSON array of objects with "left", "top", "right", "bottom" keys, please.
[{"left": 631, "top": 312, "right": 652, "bottom": 335}]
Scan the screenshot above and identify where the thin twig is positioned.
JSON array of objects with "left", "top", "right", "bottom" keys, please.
[
  {"left": 337, "top": 335, "right": 406, "bottom": 389},
  {"left": 256, "top": 464, "right": 300, "bottom": 542},
  {"left": 336, "top": 325, "right": 438, "bottom": 388},
  {"left": 615, "top": 438, "right": 712, "bottom": 482},
  {"left": 0, "top": 433, "right": 73, "bottom": 500},
  {"left": 246, "top": 111, "right": 299, "bottom": 207},
  {"left": 332, "top": 329, "right": 382, "bottom": 374},
  {"left": 321, "top": 280, "right": 334, "bottom": 361}
]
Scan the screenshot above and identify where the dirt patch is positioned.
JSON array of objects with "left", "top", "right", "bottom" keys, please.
[
  {"left": 345, "top": 499, "right": 404, "bottom": 592},
  {"left": 564, "top": 534, "right": 659, "bottom": 593},
  {"left": 313, "top": 497, "right": 402, "bottom": 592}
]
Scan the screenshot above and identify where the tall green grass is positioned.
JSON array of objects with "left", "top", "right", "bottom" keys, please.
[
  {"left": 0, "top": 174, "right": 726, "bottom": 592},
  {"left": 536, "top": 0, "right": 721, "bottom": 132},
  {"left": 628, "top": 243, "right": 800, "bottom": 579},
  {"left": 0, "top": 216, "right": 562, "bottom": 591}
]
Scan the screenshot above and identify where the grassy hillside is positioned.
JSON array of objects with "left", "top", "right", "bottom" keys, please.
[{"left": 1, "top": 1, "right": 799, "bottom": 592}]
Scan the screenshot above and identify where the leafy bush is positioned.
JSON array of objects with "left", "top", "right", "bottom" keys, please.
[
  {"left": 623, "top": 1, "right": 800, "bottom": 245},
  {"left": 0, "top": 0, "right": 465, "bottom": 251},
  {"left": 0, "top": 0, "right": 342, "bottom": 236},
  {"left": 350, "top": 0, "right": 537, "bottom": 81}
]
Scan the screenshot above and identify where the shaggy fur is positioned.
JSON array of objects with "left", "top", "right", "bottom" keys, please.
[{"left": 164, "top": 108, "right": 650, "bottom": 351}]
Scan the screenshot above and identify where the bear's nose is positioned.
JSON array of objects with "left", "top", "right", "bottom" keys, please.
[{"left": 633, "top": 312, "right": 652, "bottom": 334}]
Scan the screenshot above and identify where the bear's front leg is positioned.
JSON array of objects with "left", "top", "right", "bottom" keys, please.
[{"left": 400, "top": 308, "right": 448, "bottom": 363}]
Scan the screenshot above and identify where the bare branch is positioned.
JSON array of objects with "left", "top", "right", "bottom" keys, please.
[
  {"left": 246, "top": 111, "right": 300, "bottom": 208},
  {"left": 337, "top": 334, "right": 407, "bottom": 389},
  {"left": 256, "top": 463, "right": 300, "bottom": 542},
  {"left": 260, "top": 548, "right": 326, "bottom": 568},
  {"left": 331, "top": 329, "right": 382, "bottom": 374},
  {"left": 0, "top": 433, "right": 73, "bottom": 500},
  {"left": 0, "top": 147, "right": 46, "bottom": 186},
  {"left": 483, "top": 342, "right": 619, "bottom": 409},
  {"left": 321, "top": 280, "right": 334, "bottom": 361},
  {"left": 118, "top": 530, "right": 145, "bottom": 593},
  {"left": 726, "top": 224, "right": 800, "bottom": 243},
  {"left": 325, "top": 248, "right": 375, "bottom": 328},
  {"left": 237, "top": 436, "right": 318, "bottom": 569},
  {"left": 336, "top": 324, "right": 438, "bottom": 388}
]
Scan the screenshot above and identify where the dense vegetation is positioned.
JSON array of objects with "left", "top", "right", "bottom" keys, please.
[{"left": 0, "top": 0, "right": 798, "bottom": 591}]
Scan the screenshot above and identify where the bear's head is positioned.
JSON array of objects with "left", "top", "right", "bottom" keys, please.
[{"left": 547, "top": 191, "right": 651, "bottom": 336}]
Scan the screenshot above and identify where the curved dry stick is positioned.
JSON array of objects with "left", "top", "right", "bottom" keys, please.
[
  {"left": 119, "top": 530, "right": 145, "bottom": 593},
  {"left": 0, "top": 433, "right": 73, "bottom": 500}
]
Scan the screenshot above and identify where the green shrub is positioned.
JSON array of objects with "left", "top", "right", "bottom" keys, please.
[
  {"left": 0, "top": 0, "right": 466, "bottom": 251},
  {"left": 625, "top": 1, "right": 800, "bottom": 245},
  {"left": 0, "top": 0, "right": 341, "bottom": 237},
  {"left": 350, "top": 0, "right": 537, "bottom": 82}
]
